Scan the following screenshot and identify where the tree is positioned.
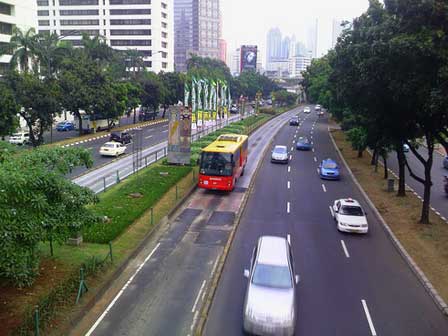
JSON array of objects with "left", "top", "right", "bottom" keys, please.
[
  {"left": 140, "top": 72, "right": 163, "bottom": 113},
  {"left": 0, "top": 147, "right": 97, "bottom": 287},
  {"left": 0, "top": 82, "right": 19, "bottom": 139},
  {"left": 123, "top": 82, "right": 142, "bottom": 123},
  {"left": 92, "top": 81, "right": 128, "bottom": 129},
  {"left": 5, "top": 27, "right": 37, "bottom": 73},
  {"left": 159, "top": 72, "right": 185, "bottom": 118},
  {"left": 33, "top": 31, "right": 71, "bottom": 78}
]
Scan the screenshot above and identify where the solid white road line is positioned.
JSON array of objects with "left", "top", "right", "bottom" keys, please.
[
  {"left": 322, "top": 184, "right": 327, "bottom": 193},
  {"left": 361, "top": 299, "right": 377, "bottom": 336},
  {"left": 287, "top": 181, "right": 291, "bottom": 189},
  {"left": 314, "top": 157, "right": 317, "bottom": 162},
  {"left": 287, "top": 234, "right": 291, "bottom": 245},
  {"left": 162, "top": 130, "right": 168, "bottom": 133},
  {"left": 191, "top": 280, "right": 207, "bottom": 313},
  {"left": 85, "top": 243, "right": 161, "bottom": 336},
  {"left": 287, "top": 202, "right": 291, "bottom": 214},
  {"left": 144, "top": 135, "right": 153, "bottom": 139},
  {"left": 288, "top": 166, "right": 291, "bottom": 172},
  {"left": 312, "top": 148, "right": 315, "bottom": 152},
  {"left": 341, "top": 240, "right": 350, "bottom": 258}
]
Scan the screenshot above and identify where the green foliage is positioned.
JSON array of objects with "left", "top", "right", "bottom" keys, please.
[
  {"left": 139, "top": 72, "right": 163, "bottom": 113},
  {"left": 232, "top": 71, "right": 280, "bottom": 99},
  {"left": 0, "top": 82, "right": 19, "bottom": 138},
  {"left": 84, "top": 165, "right": 192, "bottom": 244},
  {"left": 272, "top": 90, "right": 297, "bottom": 107},
  {"left": 0, "top": 147, "right": 97, "bottom": 287},
  {"left": 346, "top": 127, "right": 368, "bottom": 154}
]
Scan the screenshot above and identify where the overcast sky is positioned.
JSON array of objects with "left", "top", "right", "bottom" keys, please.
[{"left": 221, "top": 0, "right": 369, "bottom": 65}]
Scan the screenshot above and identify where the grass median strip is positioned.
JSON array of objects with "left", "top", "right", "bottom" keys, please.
[{"left": 332, "top": 128, "right": 448, "bottom": 304}]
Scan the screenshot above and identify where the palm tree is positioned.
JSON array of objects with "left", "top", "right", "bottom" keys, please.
[
  {"left": 33, "top": 31, "right": 71, "bottom": 78},
  {"left": 8, "top": 27, "right": 37, "bottom": 73},
  {"left": 81, "top": 33, "right": 113, "bottom": 64},
  {"left": 124, "top": 49, "right": 145, "bottom": 78}
]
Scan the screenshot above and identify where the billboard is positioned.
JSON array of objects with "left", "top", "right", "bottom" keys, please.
[
  {"left": 240, "top": 45, "right": 258, "bottom": 72},
  {"left": 167, "top": 106, "right": 192, "bottom": 165}
]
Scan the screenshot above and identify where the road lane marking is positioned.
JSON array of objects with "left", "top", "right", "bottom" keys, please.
[
  {"left": 291, "top": 146, "right": 294, "bottom": 151},
  {"left": 162, "top": 130, "right": 168, "bottom": 133},
  {"left": 312, "top": 148, "right": 315, "bottom": 152},
  {"left": 287, "top": 202, "right": 290, "bottom": 213},
  {"left": 289, "top": 154, "right": 292, "bottom": 160},
  {"left": 341, "top": 240, "right": 350, "bottom": 258},
  {"left": 287, "top": 181, "right": 290, "bottom": 189},
  {"left": 190, "top": 310, "right": 199, "bottom": 331},
  {"left": 362, "top": 300, "right": 377, "bottom": 336},
  {"left": 314, "top": 157, "right": 317, "bottom": 162},
  {"left": 311, "top": 141, "right": 314, "bottom": 145},
  {"left": 322, "top": 184, "right": 327, "bottom": 192},
  {"left": 288, "top": 166, "right": 291, "bottom": 172},
  {"left": 86, "top": 147, "right": 93, "bottom": 151},
  {"left": 85, "top": 243, "right": 161, "bottom": 336},
  {"left": 145, "top": 135, "right": 153, "bottom": 139},
  {"left": 191, "top": 280, "right": 207, "bottom": 313},
  {"left": 287, "top": 234, "right": 291, "bottom": 245}
]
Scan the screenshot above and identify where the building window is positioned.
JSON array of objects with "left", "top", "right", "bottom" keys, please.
[
  {"left": 161, "top": 2, "right": 167, "bottom": 9},
  {"left": 162, "top": 22, "right": 167, "bottom": 28},
  {"left": 0, "top": 2, "right": 11, "bottom": 15},
  {"left": 162, "top": 62, "right": 167, "bottom": 69},
  {"left": 60, "top": 29, "right": 100, "bottom": 36},
  {"left": 109, "top": 0, "right": 151, "bottom": 4},
  {"left": 38, "top": 20, "right": 50, "bottom": 27},
  {"left": 37, "top": 0, "right": 49, "bottom": 6},
  {"left": 162, "top": 32, "right": 167, "bottom": 38},
  {"left": 110, "top": 9, "right": 151, "bottom": 15},
  {"left": 59, "top": 0, "right": 99, "bottom": 5},
  {"left": 110, "top": 19, "right": 151, "bottom": 25},
  {"left": 110, "top": 29, "right": 151, "bottom": 35},
  {"left": 143, "top": 61, "right": 152, "bottom": 67},
  {"left": 110, "top": 39, "right": 152, "bottom": 46},
  {"left": 162, "top": 13, "right": 167, "bottom": 19},
  {"left": 37, "top": 10, "right": 50, "bottom": 16},
  {"left": 60, "top": 9, "right": 99, "bottom": 16},
  {"left": 60, "top": 19, "right": 100, "bottom": 26},
  {"left": 161, "top": 41, "right": 167, "bottom": 48},
  {"left": 38, "top": 30, "right": 50, "bottom": 35},
  {"left": 161, "top": 51, "right": 167, "bottom": 58}
]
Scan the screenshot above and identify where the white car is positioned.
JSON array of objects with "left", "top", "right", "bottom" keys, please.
[
  {"left": 304, "top": 107, "right": 311, "bottom": 114},
  {"left": 99, "top": 141, "right": 127, "bottom": 157},
  {"left": 271, "top": 145, "right": 289, "bottom": 164},
  {"left": 9, "top": 132, "right": 30, "bottom": 145},
  {"left": 315, "top": 104, "right": 321, "bottom": 111},
  {"left": 330, "top": 198, "right": 368, "bottom": 233}
]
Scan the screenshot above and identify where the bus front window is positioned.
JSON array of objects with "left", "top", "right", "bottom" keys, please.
[{"left": 200, "top": 152, "right": 233, "bottom": 176}]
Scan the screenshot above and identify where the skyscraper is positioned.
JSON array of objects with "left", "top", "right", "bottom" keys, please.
[
  {"left": 332, "top": 19, "right": 344, "bottom": 48},
  {"left": 306, "top": 19, "right": 318, "bottom": 58},
  {"left": 174, "top": 0, "right": 220, "bottom": 72},
  {"left": 0, "top": 0, "right": 37, "bottom": 73},
  {"left": 36, "top": 0, "right": 173, "bottom": 73},
  {"left": 266, "top": 27, "right": 282, "bottom": 64}
]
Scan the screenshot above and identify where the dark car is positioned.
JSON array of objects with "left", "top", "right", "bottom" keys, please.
[
  {"left": 56, "top": 121, "right": 75, "bottom": 132},
  {"left": 110, "top": 131, "right": 132, "bottom": 144},
  {"left": 289, "top": 117, "right": 299, "bottom": 126},
  {"left": 319, "top": 158, "right": 340, "bottom": 180},
  {"left": 443, "top": 156, "right": 448, "bottom": 169},
  {"left": 139, "top": 109, "right": 158, "bottom": 121},
  {"left": 296, "top": 136, "right": 312, "bottom": 150},
  {"left": 230, "top": 105, "right": 239, "bottom": 114}
]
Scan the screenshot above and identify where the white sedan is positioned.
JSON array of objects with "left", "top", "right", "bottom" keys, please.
[
  {"left": 330, "top": 198, "right": 368, "bottom": 233},
  {"left": 304, "top": 107, "right": 311, "bottom": 113},
  {"left": 99, "top": 141, "right": 127, "bottom": 157}
]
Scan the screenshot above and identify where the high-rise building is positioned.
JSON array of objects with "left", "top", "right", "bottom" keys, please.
[
  {"left": 218, "top": 38, "right": 226, "bottom": 63},
  {"left": 289, "top": 54, "right": 311, "bottom": 79},
  {"left": 174, "top": 0, "right": 220, "bottom": 72},
  {"left": 36, "top": 0, "right": 173, "bottom": 73},
  {"left": 306, "top": 19, "right": 318, "bottom": 58},
  {"left": 230, "top": 47, "right": 240, "bottom": 76},
  {"left": 281, "top": 36, "right": 290, "bottom": 59},
  {"left": 0, "top": 0, "right": 37, "bottom": 72},
  {"left": 332, "top": 18, "right": 344, "bottom": 48},
  {"left": 266, "top": 27, "right": 282, "bottom": 64}
]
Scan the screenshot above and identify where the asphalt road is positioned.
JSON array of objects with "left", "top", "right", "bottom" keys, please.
[
  {"left": 75, "top": 108, "right": 300, "bottom": 336},
  {"left": 204, "top": 107, "right": 448, "bottom": 335}
]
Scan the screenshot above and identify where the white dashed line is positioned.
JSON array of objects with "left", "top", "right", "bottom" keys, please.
[
  {"left": 314, "top": 157, "right": 317, "bottom": 162},
  {"left": 341, "top": 240, "right": 350, "bottom": 258},
  {"left": 322, "top": 184, "right": 327, "bottom": 193},
  {"left": 290, "top": 146, "right": 294, "bottom": 151},
  {"left": 288, "top": 166, "right": 291, "bottom": 173},
  {"left": 287, "top": 181, "right": 291, "bottom": 189},
  {"left": 191, "top": 280, "right": 207, "bottom": 313},
  {"left": 289, "top": 155, "right": 292, "bottom": 161},
  {"left": 145, "top": 135, "right": 153, "bottom": 139},
  {"left": 287, "top": 202, "right": 291, "bottom": 214},
  {"left": 312, "top": 148, "right": 315, "bottom": 152},
  {"left": 361, "top": 300, "right": 377, "bottom": 336},
  {"left": 287, "top": 234, "right": 291, "bottom": 245}
]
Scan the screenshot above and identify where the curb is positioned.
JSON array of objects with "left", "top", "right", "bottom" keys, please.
[
  {"left": 329, "top": 128, "right": 448, "bottom": 316},
  {"left": 68, "top": 173, "right": 198, "bottom": 332},
  {"left": 195, "top": 108, "right": 298, "bottom": 335}
]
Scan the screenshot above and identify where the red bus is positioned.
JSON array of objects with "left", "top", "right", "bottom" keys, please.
[{"left": 198, "top": 134, "right": 249, "bottom": 191}]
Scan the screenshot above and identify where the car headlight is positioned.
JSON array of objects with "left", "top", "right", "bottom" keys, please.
[
  {"left": 362, "top": 224, "right": 368, "bottom": 228},
  {"left": 339, "top": 222, "right": 347, "bottom": 226}
]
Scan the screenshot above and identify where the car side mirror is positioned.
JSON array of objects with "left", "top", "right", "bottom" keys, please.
[
  {"left": 295, "top": 275, "right": 300, "bottom": 284},
  {"left": 244, "top": 269, "right": 250, "bottom": 278}
]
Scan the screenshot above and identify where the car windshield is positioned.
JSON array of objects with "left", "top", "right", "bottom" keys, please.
[
  {"left": 12, "top": 133, "right": 21, "bottom": 137},
  {"left": 340, "top": 205, "right": 364, "bottom": 216},
  {"left": 323, "top": 161, "right": 337, "bottom": 169},
  {"left": 273, "top": 147, "right": 287, "bottom": 154},
  {"left": 200, "top": 152, "right": 233, "bottom": 176},
  {"left": 298, "top": 137, "right": 308, "bottom": 144},
  {"left": 103, "top": 143, "right": 115, "bottom": 148},
  {"left": 252, "top": 264, "right": 292, "bottom": 289}
]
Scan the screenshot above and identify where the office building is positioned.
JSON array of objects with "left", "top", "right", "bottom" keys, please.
[
  {"left": 266, "top": 27, "right": 282, "bottom": 64},
  {"left": 0, "top": 0, "right": 37, "bottom": 72},
  {"left": 218, "top": 38, "right": 226, "bottom": 63},
  {"left": 174, "top": 0, "right": 220, "bottom": 72},
  {"left": 306, "top": 19, "right": 318, "bottom": 58},
  {"left": 332, "top": 18, "right": 344, "bottom": 48},
  {"left": 289, "top": 54, "right": 311, "bottom": 79},
  {"left": 36, "top": 0, "right": 173, "bottom": 73}
]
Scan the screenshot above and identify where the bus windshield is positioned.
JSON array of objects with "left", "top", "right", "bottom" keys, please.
[{"left": 200, "top": 152, "right": 233, "bottom": 176}]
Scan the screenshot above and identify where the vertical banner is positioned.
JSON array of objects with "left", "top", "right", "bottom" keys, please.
[
  {"left": 204, "top": 79, "right": 209, "bottom": 111},
  {"left": 184, "top": 83, "right": 190, "bottom": 108},
  {"left": 167, "top": 106, "right": 191, "bottom": 165}
]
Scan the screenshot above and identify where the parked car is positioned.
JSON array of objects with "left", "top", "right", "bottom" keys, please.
[
  {"left": 296, "top": 136, "right": 312, "bottom": 151},
  {"left": 271, "top": 145, "right": 289, "bottom": 164},
  {"left": 289, "top": 116, "right": 299, "bottom": 126},
  {"left": 9, "top": 132, "right": 30, "bottom": 145},
  {"left": 99, "top": 142, "right": 127, "bottom": 157},
  {"left": 243, "top": 236, "right": 299, "bottom": 336},
  {"left": 56, "top": 121, "right": 75, "bottom": 132},
  {"left": 319, "top": 158, "right": 340, "bottom": 179},
  {"left": 330, "top": 198, "right": 368, "bottom": 234},
  {"left": 230, "top": 104, "right": 239, "bottom": 114},
  {"left": 443, "top": 156, "right": 448, "bottom": 169},
  {"left": 110, "top": 131, "right": 132, "bottom": 144},
  {"left": 304, "top": 107, "right": 311, "bottom": 114},
  {"left": 315, "top": 104, "right": 321, "bottom": 111},
  {"left": 139, "top": 110, "right": 158, "bottom": 121}
]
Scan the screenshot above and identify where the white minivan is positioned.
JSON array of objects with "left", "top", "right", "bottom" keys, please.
[{"left": 9, "top": 132, "right": 30, "bottom": 145}]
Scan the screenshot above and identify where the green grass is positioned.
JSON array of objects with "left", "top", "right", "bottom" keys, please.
[{"left": 83, "top": 164, "right": 192, "bottom": 243}]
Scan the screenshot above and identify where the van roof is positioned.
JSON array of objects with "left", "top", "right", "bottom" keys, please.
[{"left": 257, "top": 236, "right": 289, "bottom": 266}]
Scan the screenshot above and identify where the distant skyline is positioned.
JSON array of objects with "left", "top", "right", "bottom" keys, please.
[{"left": 221, "top": 0, "right": 369, "bottom": 66}]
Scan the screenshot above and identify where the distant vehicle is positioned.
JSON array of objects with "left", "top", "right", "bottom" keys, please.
[
  {"left": 304, "top": 107, "right": 311, "bottom": 114},
  {"left": 56, "top": 121, "right": 75, "bottom": 132},
  {"left": 110, "top": 131, "right": 132, "bottom": 144},
  {"left": 9, "top": 132, "right": 30, "bottom": 145},
  {"left": 315, "top": 104, "right": 321, "bottom": 111},
  {"left": 99, "top": 141, "right": 127, "bottom": 157},
  {"left": 330, "top": 198, "right": 368, "bottom": 234},
  {"left": 266, "top": 99, "right": 272, "bottom": 105},
  {"left": 444, "top": 156, "right": 448, "bottom": 169},
  {"left": 75, "top": 113, "right": 117, "bottom": 134},
  {"left": 319, "top": 158, "right": 340, "bottom": 179},
  {"left": 403, "top": 144, "right": 410, "bottom": 153},
  {"left": 271, "top": 145, "right": 289, "bottom": 164},
  {"left": 318, "top": 110, "right": 324, "bottom": 116},
  {"left": 289, "top": 116, "right": 299, "bottom": 126},
  {"left": 139, "top": 110, "right": 158, "bottom": 121},
  {"left": 444, "top": 176, "right": 448, "bottom": 195},
  {"left": 198, "top": 134, "right": 248, "bottom": 191},
  {"left": 243, "top": 236, "right": 299, "bottom": 336},
  {"left": 296, "top": 136, "right": 312, "bottom": 151},
  {"left": 230, "top": 104, "right": 239, "bottom": 114}
]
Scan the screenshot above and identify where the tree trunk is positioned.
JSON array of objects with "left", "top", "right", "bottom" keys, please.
[
  {"left": 396, "top": 146, "right": 406, "bottom": 197},
  {"left": 162, "top": 104, "right": 167, "bottom": 119},
  {"left": 371, "top": 148, "right": 377, "bottom": 165},
  {"left": 357, "top": 149, "right": 363, "bottom": 158},
  {"left": 420, "top": 143, "right": 434, "bottom": 224},
  {"left": 77, "top": 112, "right": 83, "bottom": 136},
  {"left": 133, "top": 107, "right": 137, "bottom": 124},
  {"left": 382, "top": 154, "right": 388, "bottom": 179}
]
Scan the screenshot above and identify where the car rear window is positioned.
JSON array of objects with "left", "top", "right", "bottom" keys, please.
[
  {"left": 274, "top": 147, "right": 287, "bottom": 154},
  {"left": 103, "top": 143, "right": 115, "bottom": 148},
  {"left": 341, "top": 205, "right": 364, "bottom": 216},
  {"left": 323, "top": 161, "right": 337, "bottom": 169},
  {"left": 252, "top": 264, "right": 292, "bottom": 289}
]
